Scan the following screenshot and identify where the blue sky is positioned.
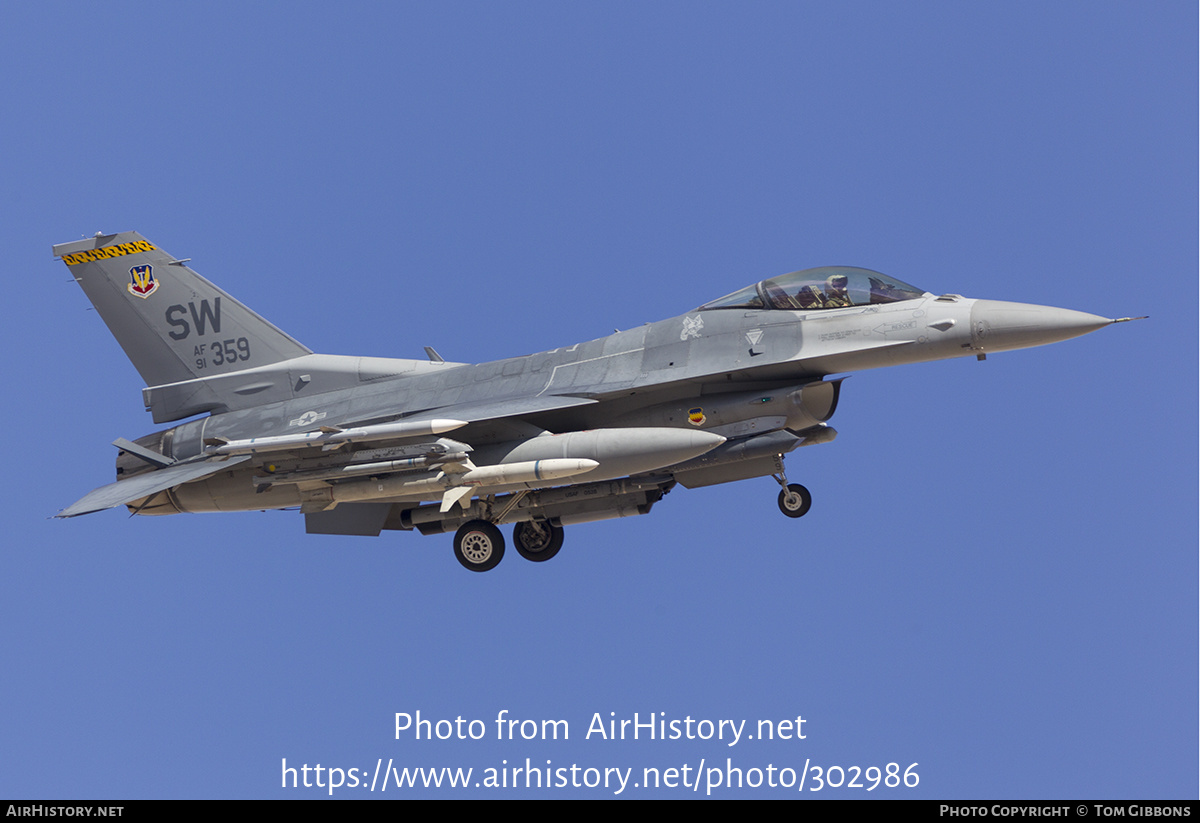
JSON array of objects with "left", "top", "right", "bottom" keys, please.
[{"left": 1, "top": 2, "right": 1195, "bottom": 798}]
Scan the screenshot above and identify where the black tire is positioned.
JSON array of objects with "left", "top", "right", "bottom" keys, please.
[
  {"left": 453, "top": 520, "right": 505, "bottom": 572},
  {"left": 777, "top": 483, "right": 812, "bottom": 518},
  {"left": 512, "top": 520, "right": 564, "bottom": 562}
]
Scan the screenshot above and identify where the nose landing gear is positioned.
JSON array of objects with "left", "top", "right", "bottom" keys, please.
[{"left": 773, "top": 468, "right": 812, "bottom": 518}]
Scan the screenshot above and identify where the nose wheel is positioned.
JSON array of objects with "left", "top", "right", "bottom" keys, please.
[
  {"left": 777, "top": 484, "right": 812, "bottom": 518},
  {"left": 773, "top": 467, "right": 812, "bottom": 518}
]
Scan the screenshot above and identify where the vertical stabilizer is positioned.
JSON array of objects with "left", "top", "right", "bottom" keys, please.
[{"left": 53, "top": 232, "right": 312, "bottom": 390}]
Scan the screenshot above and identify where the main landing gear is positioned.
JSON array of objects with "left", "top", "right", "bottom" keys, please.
[
  {"left": 512, "top": 519, "right": 564, "bottom": 562},
  {"left": 453, "top": 521, "right": 505, "bottom": 572},
  {"left": 452, "top": 518, "right": 565, "bottom": 572},
  {"left": 773, "top": 468, "right": 812, "bottom": 519}
]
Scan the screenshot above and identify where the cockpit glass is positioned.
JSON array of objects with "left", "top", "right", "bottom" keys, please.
[
  {"left": 696, "top": 283, "right": 764, "bottom": 310},
  {"left": 699, "top": 267, "right": 927, "bottom": 312}
]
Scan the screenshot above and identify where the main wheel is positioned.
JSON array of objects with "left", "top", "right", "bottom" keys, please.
[
  {"left": 777, "top": 483, "right": 812, "bottom": 518},
  {"left": 512, "top": 520, "right": 564, "bottom": 562},
  {"left": 453, "top": 520, "right": 505, "bottom": 572}
]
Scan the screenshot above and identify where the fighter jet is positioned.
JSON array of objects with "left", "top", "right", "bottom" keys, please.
[{"left": 53, "top": 232, "right": 1140, "bottom": 571}]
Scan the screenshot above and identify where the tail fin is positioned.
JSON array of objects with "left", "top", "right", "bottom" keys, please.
[{"left": 55, "top": 231, "right": 313, "bottom": 421}]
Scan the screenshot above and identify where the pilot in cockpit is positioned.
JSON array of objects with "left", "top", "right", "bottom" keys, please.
[{"left": 822, "top": 273, "right": 853, "bottom": 308}]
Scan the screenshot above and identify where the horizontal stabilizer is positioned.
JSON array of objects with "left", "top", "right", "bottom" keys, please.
[{"left": 56, "top": 455, "right": 252, "bottom": 518}]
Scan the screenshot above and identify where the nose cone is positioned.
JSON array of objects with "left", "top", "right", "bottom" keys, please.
[{"left": 970, "top": 300, "right": 1112, "bottom": 353}]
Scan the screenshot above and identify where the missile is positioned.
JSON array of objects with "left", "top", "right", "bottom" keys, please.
[
  {"left": 328, "top": 458, "right": 601, "bottom": 505},
  {"left": 457, "top": 459, "right": 599, "bottom": 487},
  {"left": 253, "top": 452, "right": 472, "bottom": 486},
  {"left": 348, "top": 438, "right": 472, "bottom": 462},
  {"left": 473, "top": 427, "right": 727, "bottom": 482},
  {"left": 203, "top": 418, "right": 468, "bottom": 455}
]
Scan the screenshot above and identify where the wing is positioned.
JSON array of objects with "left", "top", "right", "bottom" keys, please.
[{"left": 338, "top": 394, "right": 598, "bottom": 429}]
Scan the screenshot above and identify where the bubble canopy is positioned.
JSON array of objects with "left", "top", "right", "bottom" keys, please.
[{"left": 698, "top": 267, "right": 928, "bottom": 312}]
